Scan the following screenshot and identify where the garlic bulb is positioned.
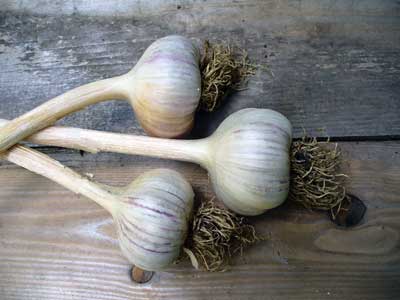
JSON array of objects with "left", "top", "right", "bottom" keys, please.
[
  {"left": 0, "top": 35, "right": 201, "bottom": 152},
  {"left": 3, "top": 145, "right": 194, "bottom": 271},
  {"left": 128, "top": 36, "right": 201, "bottom": 137},
  {"left": 206, "top": 108, "right": 292, "bottom": 215},
  {"left": 1, "top": 108, "right": 292, "bottom": 216},
  {"left": 116, "top": 169, "right": 194, "bottom": 270}
]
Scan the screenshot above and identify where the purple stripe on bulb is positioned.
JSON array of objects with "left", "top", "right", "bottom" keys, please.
[
  {"left": 152, "top": 187, "right": 187, "bottom": 207},
  {"left": 232, "top": 122, "right": 291, "bottom": 139},
  {"left": 126, "top": 191, "right": 186, "bottom": 214},
  {"left": 119, "top": 222, "right": 174, "bottom": 254},
  {"left": 120, "top": 219, "right": 173, "bottom": 247},
  {"left": 142, "top": 53, "right": 194, "bottom": 66},
  {"left": 121, "top": 214, "right": 183, "bottom": 239},
  {"left": 129, "top": 200, "right": 180, "bottom": 223}
]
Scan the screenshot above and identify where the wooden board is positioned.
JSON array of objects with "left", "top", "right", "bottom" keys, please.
[
  {"left": 1, "top": 1, "right": 400, "bottom": 299},
  {"left": 0, "top": 141, "right": 400, "bottom": 300},
  {"left": 0, "top": 0, "right": 399, "bottom": 138}
]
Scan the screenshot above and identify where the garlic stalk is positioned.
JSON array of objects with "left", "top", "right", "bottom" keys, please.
[
  {"left": 1, "top": 145, "right": 194, "bottom": 271},
  {"left": 0, "top": 35, "right": 201, "bottom": 151},
  {"left": 0, "top": 108, "right": 292, "bottom": 216}
]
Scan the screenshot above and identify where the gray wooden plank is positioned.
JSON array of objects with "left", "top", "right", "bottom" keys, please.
[
  {"left": 2, "top": 0, "right": 400, "bottom": 18},
  {"left": 0, "top": 1, "right": 399, "bottom": 139}
]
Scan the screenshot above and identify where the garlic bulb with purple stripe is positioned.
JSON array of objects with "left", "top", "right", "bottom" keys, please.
[
  {"left": 116, "top": 169, "right": 194, "bottom": 271},
  {"left": 3, "top": 143, "right": 194, "bottom": 271},
  {"left": 0, "top": 35, "right": 201, "bottom": 152}
]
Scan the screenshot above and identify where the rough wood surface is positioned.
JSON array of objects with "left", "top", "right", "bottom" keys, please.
[
  {"left": 0, "top": 141, "right": 400, "bottom": 300},
  {"left": 1, "top": 1, "right": 400, "bottom": 299},
  {"left": 0, "top": 0, "right": 399, "bottom": 138}
]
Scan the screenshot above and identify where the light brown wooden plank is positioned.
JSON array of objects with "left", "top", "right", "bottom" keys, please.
[
  {"left": 0, "top": 141, "right": 399, "bottom": 299},
  {"left": 0, "top": 0, "right": 399, "bottom": 138}
]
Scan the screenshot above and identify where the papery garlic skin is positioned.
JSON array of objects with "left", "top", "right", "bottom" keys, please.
[
  {"left": 207, "top": 108, "right": 292, "bottom": 216},
  {"left": 115, "top": 169, "right": 194, "bottom": 271},
  {"left": 126, "top": 35, "right": 201, "bottom": 138}
]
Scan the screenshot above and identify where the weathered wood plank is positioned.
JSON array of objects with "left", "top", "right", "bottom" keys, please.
[
  {"left": 0, "top": 141, "right": 399, "bottom": 299},
  {"left": 3, "top": 0, "right": 400, "bottom": 18},
  {"left": 1, "top": 2, "right": 400, "bottom": 299},
  {"left": 0, "top": 1, "right": 399, "bottom": 138}
]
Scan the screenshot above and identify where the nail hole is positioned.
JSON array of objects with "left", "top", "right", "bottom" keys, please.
[
  {"left": 330, "top": 194, "right": 367, "bottom": 228},
  {"left": 131, "top": 266, "right": 154, "bottom": 284}
]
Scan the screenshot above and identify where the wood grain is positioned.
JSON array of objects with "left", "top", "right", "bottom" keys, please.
[
  {"left": 0, "top": 141, "right": 399, "bottom": 300},
  {"left": 1, "top": 1, "right": 400, "bottom": 299},
  {"left": 0, "top": 0, "right": 399, "bottom": 138}
]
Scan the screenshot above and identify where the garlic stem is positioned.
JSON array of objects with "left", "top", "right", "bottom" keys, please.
[
  {"left": 1, "top": 144, "right": 119, "bottom": 214},
  {"left": 0, "top": 76, "right": 124, "bottom": 153},
  {"left": 0, "top": 35, "right": 201, "bottom": 151},
  {"left": 0, "top": 119, "right": 210, "bottom": 167},
  {"left": 0, "top": 108, "right": 293, "bottom": 216}
]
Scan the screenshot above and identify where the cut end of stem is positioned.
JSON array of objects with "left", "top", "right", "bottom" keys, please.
[
  {"left": 199, "top": 40, "right": 256, "bottom": 112},
  {"left": 289, "top": 137, "right": 347, "bottom": 216},
  {"left": 182, "top": 198, "right": 259, "bottom": 272}
]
